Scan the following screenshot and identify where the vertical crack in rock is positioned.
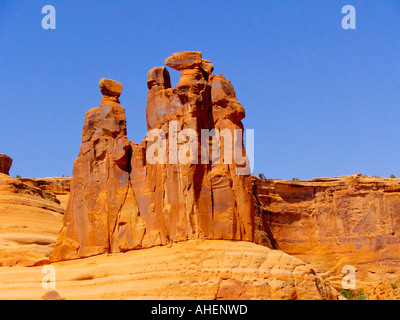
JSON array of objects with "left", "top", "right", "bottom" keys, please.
[{"left": 50, "top": 52, "right": 255, "bottom": 262}]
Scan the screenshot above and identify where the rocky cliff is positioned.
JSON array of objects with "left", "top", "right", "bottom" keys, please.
[{"left": 253, "top": 174, "right": 400, "bottom": 292}]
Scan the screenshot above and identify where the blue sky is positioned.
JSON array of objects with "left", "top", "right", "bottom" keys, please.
[{"left": 1, "top": 0, "right": 400, "bottom": 180}]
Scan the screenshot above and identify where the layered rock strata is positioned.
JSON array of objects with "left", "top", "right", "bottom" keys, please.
[
  {"left": 1, "top": 240, "right": 338, "bottom": 300},
  {"left": 253, "top": 175, "right": 400, "bottom": 287},
  {"left": 0, "top": 173, "right": 64, "bottom": 266}
]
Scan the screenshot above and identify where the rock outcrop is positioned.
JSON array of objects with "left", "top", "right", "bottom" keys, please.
[
  {"left": 0, "top": 173, "right": 64, "bottom": 267},
  {"left": 0, "top": 240, "right": 338, "bottom": 300},
  {"left": 20, "top": 177, "right": 71, "bottom": 209},
  {"left": 50, "top": 52, "right": 255, "bottom": 262},
  {"left": 50, "top": 78, "right": 132, "bottom": 261},
  {"left": 0, "top": 154, "right": 12, "bottom": 176},
  {"left": 20, "top": 177, "right": 71, "bottom": 196},
  {"left": 253, "top": 175, "right": 400, "bottom": 289}
]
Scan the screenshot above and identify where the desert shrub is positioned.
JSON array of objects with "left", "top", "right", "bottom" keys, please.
[
  {"left": 258, "top": 173, "right": 266, "bottom": 180},
  {"left": 339, "top": 289, "right": 367, "bottom": 300},
  {"left": 339, "top": 289, "right": 354, "bottom": 300},
  {"left": 355, "top": 289, "right": 366, "bottom": 300}
]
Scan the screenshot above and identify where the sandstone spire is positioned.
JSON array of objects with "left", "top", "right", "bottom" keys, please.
[
  {"left": 50, "top": 79, "right": 132, "bottom": 261},
  {"left": 50, "top": 53, "right": 255, "bottom": 262}
]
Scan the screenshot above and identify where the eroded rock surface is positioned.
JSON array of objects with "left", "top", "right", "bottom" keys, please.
[
  {"left": 0, "top": 173, "right": 64, "bottom": 266},
  {"left": 253, "top": 175, "right": 400, "bottom": 288},
  {"left": 1, "top": 240, "right": 338, "bottom": 300},
  {"left": 50, "top": 52, "right": 255, "bottom": 262},
  {"left": 50, "top": 79, "right": 132, "bottom": 261}
]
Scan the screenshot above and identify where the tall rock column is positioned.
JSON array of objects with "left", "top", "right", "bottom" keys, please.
[
  {"left": 130, "top": 52, "right": 215, "bottom": 246},
  {"left": 210, "top": 75, "right": 254, "bottom": 241},
  {"left": 129, "top": 52, "right": 254, "bottom": 245},
  {"left": 50, "top": 79, "right": 133, "bottom": 261}
]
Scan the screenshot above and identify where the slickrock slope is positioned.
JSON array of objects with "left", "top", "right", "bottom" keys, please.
[
  {"left": 0, "top": 174, "right": 64, "bottom": 267},
  {"left": 253, "top": 175, "right": 400, "bottom": 290},
  {"left": 0, "top": 240, "right": 337, "bottom": 300},
  {"left": 50, "top": 52, "right": 255, "bottom": 262}
]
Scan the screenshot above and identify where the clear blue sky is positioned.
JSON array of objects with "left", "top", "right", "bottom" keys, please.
[{"left": 1, "top": 0, "right": 400, "bottom": 180}]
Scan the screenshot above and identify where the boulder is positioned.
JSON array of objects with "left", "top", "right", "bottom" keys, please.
[
  {"left": 99, "top": 78, "right": 123, "bottom": 98},
  {"left": 165, "top": 51, "right": 202, "bottom": 71},
  {"left": 0, "top": 154, "right": 12, "bottom": 175},
  {"left": 41, "top": 291, "right": 64, "bottom": 300}
]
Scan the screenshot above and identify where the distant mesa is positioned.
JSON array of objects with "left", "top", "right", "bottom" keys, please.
[{"left": 0, "top": 154, "right": 13, "bottom": 176}]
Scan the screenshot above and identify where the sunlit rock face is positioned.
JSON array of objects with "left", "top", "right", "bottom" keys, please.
[{"left": 50, "top": 52, "right": 255, "bottom": 262}]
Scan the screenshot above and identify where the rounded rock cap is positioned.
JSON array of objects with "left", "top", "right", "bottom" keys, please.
[
  {"left": 165, "top": 51, "right": 202, "bottom": 71},
  {"left": 99, "top": 79, "right": 123, "bottom": 98}
]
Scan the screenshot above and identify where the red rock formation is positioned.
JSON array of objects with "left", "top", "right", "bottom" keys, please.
[
  {"left": 19, "top": 177, "right": 71, "bottom": 209},
  {"left": 50, "top": 79, "right": 132, "bottom": 261},
  {"left": 50, "top": 52, "right": 255, "bottom": 262},
  {"left": 21, "top": 177, "right": 71, "bottom": 196},
  {"left": 0, "top": 154, "right": 13, "bottom": 175},
  {"left": 253, "top": 175, "right": 400, "bottom": 289},
  {"left": 210, "top": 74, "right": 254, "bottom": 241},
  {"left": 0, "top": 173, "right": 64, "bottom": 267}
]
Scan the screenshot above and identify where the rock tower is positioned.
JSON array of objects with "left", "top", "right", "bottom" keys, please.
[{"left": 50, "top": 52, "right": 255, "bottom": 262}]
